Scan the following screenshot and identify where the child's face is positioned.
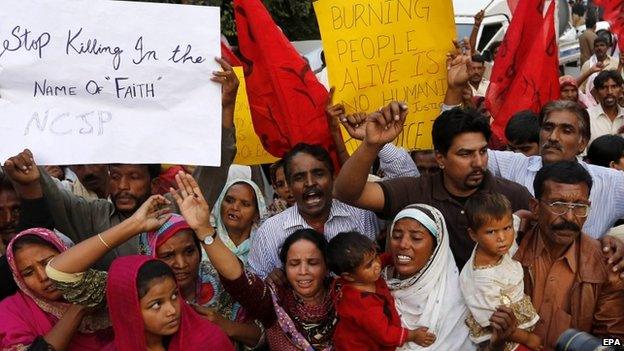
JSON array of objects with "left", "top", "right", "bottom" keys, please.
[
  {"left": 140, "top": 276, "right": 181, "bottom": 338},
  {"left": 471, "top": 214, "right": 515, "bottom": 259},
  {"left": 347, "top": 251, "right": 382, "bottom": 285}
]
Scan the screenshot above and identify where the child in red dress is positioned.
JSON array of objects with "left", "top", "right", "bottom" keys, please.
[{"left": 327, "top": 231, "right": 436, "bottom": 351}]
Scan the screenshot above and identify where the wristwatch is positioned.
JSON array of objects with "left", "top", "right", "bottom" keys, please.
[{"left": 198, "top": 229, "right": 217, "bottom": 246}]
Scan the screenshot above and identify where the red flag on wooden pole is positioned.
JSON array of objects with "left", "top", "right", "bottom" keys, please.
[
  {"left": 232, "top": 0, "right": 341, "bottom": 168},
  {"left": 485, "top": 0, "right": 560, "bottom": 141},
  {"left": 594, "top": 0, "right": 624, "bottom": 51}
]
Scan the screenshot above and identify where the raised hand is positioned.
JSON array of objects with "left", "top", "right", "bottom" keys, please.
[
  {"left": 341, "top": 112, "right": 368, "bottom": 141},
  {"left": 170, "top": 171, "right": 211, "bottom": 232},
  {"left": 363, "top": 101, "right": 408, "bottom": 147},
  {"left": 325, "top": 87, "right": 346, "bottom": 133},
  {"left": 211, "top": 57, "right": 239, "bottom": 109},
  {"left": 447, "top": 38, "right": 472, "bottom": 90},
  {"left": 129, "top": 195, "right": 172, "bottom": 232},
  {"left": 591, "top": 61, "right": 605, "bottom": 74},
  {"left": 474, "top": 10, "right": 485, "bottom": 27},
  {"left": 3, "top": 149, "right": 41, "bottom": 185}
]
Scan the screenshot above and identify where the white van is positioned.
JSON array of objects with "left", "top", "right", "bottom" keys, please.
[{"left": 453, "top": 0, "right": 580, "bottom": 67}]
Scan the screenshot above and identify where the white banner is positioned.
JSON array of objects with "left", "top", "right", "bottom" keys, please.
[{"left": 0, "top": 0, "right": 222, "bottom": 166}]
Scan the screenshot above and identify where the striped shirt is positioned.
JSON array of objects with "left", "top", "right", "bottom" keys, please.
[
  {"left": 378, "top": 143, "right": 419, "bottom": 178},
  {"left": 488, "top": 149, "right": 624, "bottom": 238},
  {"left": 248, "top": 200, "right": 380, "bottom": 278}
]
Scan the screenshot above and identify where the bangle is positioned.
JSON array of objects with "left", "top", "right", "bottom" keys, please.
[{"left": 98, "top": 234, "right": 111, "bottom": 249}]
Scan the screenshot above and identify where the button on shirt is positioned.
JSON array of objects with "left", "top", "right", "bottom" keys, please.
[
  {"left": 531, "top": 238, "right": 577, "bottom": 350},
  {"left": 587, "top": 103, "right": 624, "bottom": 145},
  {"left": 248, "top": 200, "right": 379, "bottom": 278},
  {"left": 488, "top": 149, "right": 624, "bottom": 238}
]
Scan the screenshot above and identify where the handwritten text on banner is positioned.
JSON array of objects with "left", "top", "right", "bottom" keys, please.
[
  {"left": 314, "top": 0, "right": 456, "bottom": 152},
  {"left": 0, "top": 0, "right": 222, "bottom": 166}
]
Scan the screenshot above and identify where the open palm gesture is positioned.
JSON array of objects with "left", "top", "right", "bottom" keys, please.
[
  {"left": 170, "top": 171, "right": 211, "bottom": 231},
  {"left": 129, "top": 195, "right": 172, "bottom": 232}
]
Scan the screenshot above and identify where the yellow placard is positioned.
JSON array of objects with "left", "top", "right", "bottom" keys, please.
[
  {"left": 232, "top": 67, "right": 279, "bottom": 165},
  {"left": 314, "top": 0, "right": 456, "bottom": 152}
]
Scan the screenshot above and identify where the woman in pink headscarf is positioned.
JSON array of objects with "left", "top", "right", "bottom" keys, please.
[
  {"left": 559, "top": 75, "right": 589, "bottom": 108},
  {"left": 46, "top": 194, "right": 261, "bottom": 349},
  {"left": 106, "top": 255, "right": 233, "bottom": 351},
  {"left": 44, "top": 195, "right": 234, "bottom": 350},
  {"left": 0, "top": 228, "right": 114, "bottom": 351}
]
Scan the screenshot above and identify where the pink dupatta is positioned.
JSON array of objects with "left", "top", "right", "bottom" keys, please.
[
  {"left": 106, "top": 255, "right": 234, "bottom": 351},
  {"left": 0, "top": 228, "right": 113, "bottom": 351}
]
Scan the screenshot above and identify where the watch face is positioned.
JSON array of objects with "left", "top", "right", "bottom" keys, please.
[{"left": 204, "top": 235, "right": 214, "bottom": 245}]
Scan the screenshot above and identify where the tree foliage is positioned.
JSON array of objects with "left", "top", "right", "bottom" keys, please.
[{"left": 133, "top": 0, "right": 320, "bottom": 43}]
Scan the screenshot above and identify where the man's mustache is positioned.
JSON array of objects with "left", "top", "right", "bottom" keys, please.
[{"left": 550, "top": 220, "right": 580, "bottom": 233}]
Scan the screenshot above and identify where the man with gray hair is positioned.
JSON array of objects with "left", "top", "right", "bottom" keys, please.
[
  {"left": 444, "top": 50, "right": 624, "bottom": 275},
  {"left": 485, "top": 101, "right": 624, "bottom": 239}
]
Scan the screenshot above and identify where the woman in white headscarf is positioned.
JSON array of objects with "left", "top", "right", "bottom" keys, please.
[
  {"left": 201, "top": 179, "right": 268, "bottom": 320},
  {"left": 383, "top": 204, "right": 475, "bottom": 351},
  {"left": 212, "top": 179, "right": 268, "bottom": 265},
  {"left": 197, "top": 178, "right": 268, "bottom": 350}
]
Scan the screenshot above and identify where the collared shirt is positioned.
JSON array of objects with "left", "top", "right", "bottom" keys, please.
[
  {"left": 587, "top": 103, "right": 624, "bottom": 144},
  {"left": 514, "top": 226, "right": 624, "bottom": 350},
  {"left": 248, "top": 200, "right": 379, "bottom": 278},
  {"left": 530, "top": 236, "right": 577, "bottom": 349},
  {"left": 487, "top": 149, "right": 624, "bottom": 238},
  {"left": 470, "top": 79, "right": 490, "bottom": 97},
  {"left": 378, "top": 171, "right": 531, "bottom": 269},
  {"left": 378, "top": 143, "right": 419, "bottom": 179}
]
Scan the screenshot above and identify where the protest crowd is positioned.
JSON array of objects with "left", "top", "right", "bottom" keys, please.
[{"left": 1, "top": 0, "right": 624, "bottom": 350}]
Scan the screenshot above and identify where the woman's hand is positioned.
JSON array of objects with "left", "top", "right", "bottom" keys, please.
[
  {"left": 129, "top": 195, "right": 172, "bottom": 233},
  {"left": 192, "top": 304, "right": 233, "bottom": 335},
  {"left": 170, "top": 171, "right": 212, "bottom": 233}
]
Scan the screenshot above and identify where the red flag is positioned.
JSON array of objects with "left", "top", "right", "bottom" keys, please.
[
  {"left": 594, "top": 0, "right": 624, "bottom": 51},
  {"left": 221, "top": 41, "right": 242, "bottom": 67},
  {"left": 485, "top": 0, "right": 560, "bottom": 141},
  {"left": 507, "top": 0, "right": 520, "bottom": 13},
  {"left": 232, "top": 0, "right": 341, "bottom": 169}
]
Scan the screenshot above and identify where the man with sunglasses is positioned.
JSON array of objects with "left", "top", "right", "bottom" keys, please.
[{"left": 514, "top": 161, "right": 624, "bottom": 350}]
